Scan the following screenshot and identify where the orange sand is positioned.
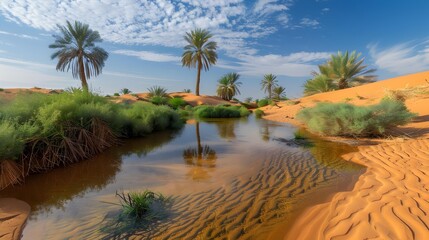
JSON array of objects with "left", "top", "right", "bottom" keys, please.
[
  {"left": 0, "top": 198, "right": 30, "bottom": 240},
  {"left": 261, "top": 71, "right": 429, "bottom": 239}
]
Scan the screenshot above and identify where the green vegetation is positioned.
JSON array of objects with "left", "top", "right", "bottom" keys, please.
[
  {"left": 116, "top": 190, "right": 170, "bottom": 221},
  {"left": 260, "top": 74, "right": 278, "bottom": 99},
  {"left": 257, "top": 99, "right": 272, "bottom": 108},
  {"left": 147, "top": 86, "right": 169, "bottom": 98},
  {"left": 49, "top": 21, "right": 108, "bottom": 92},
  {"left": 293, "top": 131, "right": 307, "bottom": 140},
  {"left": 312, "top": 51, "right": 376, "bottom": 89},
  {"left": 254, "top": 109, "right": 264, "bottom": 118},
  {"left": 120, "top": 88, "right": 132, "bottom": 95},
  {"left": 303, "top": 75, "right": 337, "bottom": 96},
  {"left": 0, "top": 91, "right": 183, "bottom": 189},
  {"left": 297, "top": 99, "right": 416, "bottom": 137},
  {"left": 216, "top": 72, "right": 242, "bottom": 101},
  {"left": 150, "top": 96, "right": 169, "bottom": 105},
  {"left": 183, "top": 89, "right": 191, "bottom": 93},
  {"left": 168, "top": 97, "right": 187, "bottom": 109},
  {"left": 182, "top": 28, "right": 217, "bottom": 96},
  {"left": 193, "top": 105, "right": 250, "bottom": 118},
  {"left": 0, "top": 88, "right": 4, "bottom": 92},
  {"left": 272, "top": 86, "right": 287, "bottom": 100},
  {"left": 113, "top": 93, "right": 120, "bottom": 96}
]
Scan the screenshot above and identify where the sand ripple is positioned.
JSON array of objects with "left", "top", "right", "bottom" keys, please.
[{"left": 287, "top": 139, "right": 429, "bottom": 240}]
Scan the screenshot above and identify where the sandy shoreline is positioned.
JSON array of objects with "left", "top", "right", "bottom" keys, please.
[
  {"left": 0, "top": 198, "right": 30, "bottom": 240},
  {"left": 261, "top": 71, "right": 429, "bottom": 239}
]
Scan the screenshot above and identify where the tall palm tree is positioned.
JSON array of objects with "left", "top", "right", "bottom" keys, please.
[
  {"left": 272, "top": 86, "right": 287, "bottom": 100},
  {"left": 314, "top": 51, "right": 376, "bottom": 89},
  {"left": 49, "top": 21, "right": 108, "bottom": 92},
  {"left": 182, "top": 28, "right": 217, "bottom": 96},
  {"left": 216, "top": 72, "right": 242, "bottom": 101},
  {"left": 260, "top": 74, "right": 278, "bottom": 99}
]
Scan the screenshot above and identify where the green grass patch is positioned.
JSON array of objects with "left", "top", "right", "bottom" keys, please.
[
  {"left": 168, "top": 97, "right": 187, "bottom": 110},
  {"left": 257, "top": 99, "right": 272, "bottom": 108},
  {"left": 297, "top": 99, "right": 416, "bottom": 137}
]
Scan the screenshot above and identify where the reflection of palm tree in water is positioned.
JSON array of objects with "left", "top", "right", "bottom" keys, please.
[
  {"left": 183, "top": 122, "right": 217, "bottom": 180},
  {"left": 216, "top": 120, "right": 236, "bottom": 140}
]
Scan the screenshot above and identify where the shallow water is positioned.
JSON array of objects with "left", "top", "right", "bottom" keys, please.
[{"left": 0, "top": 116, "right": 365, "bottom": 239}]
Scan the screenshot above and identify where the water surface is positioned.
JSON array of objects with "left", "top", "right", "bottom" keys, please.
[{"left": 0, "top": 116, "right": 364, "bottom": 239}]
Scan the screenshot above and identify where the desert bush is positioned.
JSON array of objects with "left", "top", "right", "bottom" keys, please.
[
  {"left": 384, "top": 84, "right": 429, "bottom": 102},
  {"left": 257, "top": 99, "right": 272, "bottom": 108},
  {"left": 0, "top": 88, "right": 4, "bottom": 92},
  {"left": 193, "top": 105, "right": 250, "bottom": 118},
  {"left": 254, "top": 109, "right": 264, "bottom": 118},
  {"left": 113, "top": 93, "right": 120, "bottom": 96},
  {"left": 168, "top": 97, "right": 187, "bottom": 109},
  {"left": 150, "top": 96, "right": 169, "bottom": 106},
  {"left": 183, "top": 89, "right": 191, "bottom": 93},
  {"left": 297, "top": 99, "right": 416, "bottom": 137}
]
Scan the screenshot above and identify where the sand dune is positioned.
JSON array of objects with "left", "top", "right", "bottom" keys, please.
[{"left": 260, "top": 71, "right": 429, "bottom": 239}]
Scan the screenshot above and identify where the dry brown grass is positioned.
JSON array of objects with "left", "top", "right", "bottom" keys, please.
[{"left": 384, "top": 83, "right": 429, "bottom": 102}]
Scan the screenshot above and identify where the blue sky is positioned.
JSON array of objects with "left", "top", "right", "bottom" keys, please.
[{"left": 1, "top": 0, "right": 429, "bottom": 99}]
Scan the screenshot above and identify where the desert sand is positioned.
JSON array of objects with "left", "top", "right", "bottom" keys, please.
[
  {"left": 0, "top": 198, "right": 30, "bottom": 240},
  {"left": 261, "top": 71, "right": 429, "bottom": 239}
]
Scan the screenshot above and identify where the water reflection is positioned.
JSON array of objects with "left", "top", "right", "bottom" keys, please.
[
  {"left": 215, "top": 120, "right": 237, "bottom": 140},
  {"left": 183, "top": 122, "right": 217, "bottom": 180}
]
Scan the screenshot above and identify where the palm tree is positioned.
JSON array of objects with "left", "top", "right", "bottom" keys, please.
[
  {"left": 182, "top": 28, "right": 218, "bottom": 96},
  {"left": 260, "top": 74, "right": 278, "bottom": 99},
  {"left": 216, "top": 72, "right": 242, "bottom": 101},
  {"left": 303, "top": 75, "right": 337, "bottom": 96},
  {"left": 314, "top": 51, "right": 376, "bottom": 89},
  {"left": 49, "top": 21, "right": 108, "bottom": 92},
  {"left": 272, "top": 86, "right": 287, "bottom": 100}
]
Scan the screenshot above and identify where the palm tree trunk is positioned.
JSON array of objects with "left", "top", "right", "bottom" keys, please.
[
  {"left": 338, "top": 78, "right": 347, "bottom": 89},
  {"left": 196, "top": 57, "right": 202, "bottom": 96},
  {"left": 196, "top": 122, "right": 202, "bottom": 159},
  {"left": 78, "top": 54, "right": 88, "bottom": 92},
  {"left": 268, "top": 84, "right": 272, "bottom": 99}
]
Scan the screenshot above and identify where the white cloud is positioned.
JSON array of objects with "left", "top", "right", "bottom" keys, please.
[
  {"left": 321, "top": 8, "right": 330, "bottom": 13},
  {"left": 368, "top": 41, "right": 429, "bottom": 75},
  {"left": 218, "top": 51, "right": 331, "bottom": 77},
  {"left": 253, "top": 0, "right": 288, "bottom": 16},
  {"left": 277, "top": 14, "right": 290, "bottom": 26},
  {"left": 0, "top": 30, "right": 39, "bottom": 39},
  {"left": 300, "top": 18, "right": 319, "bottom": 27},
  {"left": 113, "top": 50, "right": 180, "bottom": 62},
  {"left": 0, "top": 57, "right": 52, "bottom": 69},
  {"left": 0, "top": 0, "right": 289, "bottom": 56}
]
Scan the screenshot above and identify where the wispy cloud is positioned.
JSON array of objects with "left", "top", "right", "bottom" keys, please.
[
  {"left": 321, "top": 8, "right": 330, "bottom": 13},
  {"left": 113, "top": 50, "right": 180, "bottom": 62},
  {"left": 253, "top": 0, "right": 288, "bottom": 16},
  {"left": 0, "top": 57, "right": 52, "bottom": 69},
  {"left": 218, "top": 51, "right": 331, "bottom": 77},
  {"left": 0, "top": 30, "right": 39, "bottom": 40},
  {"left": 368, "top": 41, "right": 429, "bottom": 75},
  {"left": 300, "top": 18, "right": 320, "bottom": 27}
]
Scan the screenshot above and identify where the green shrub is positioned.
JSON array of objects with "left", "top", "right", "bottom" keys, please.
[
  {"left": 113, "top": 93, "right": 120, "bottom": 96},
  {"left": 0, "top": 88, "right": 4, "bottom": 92},
  {"left": 168, "top": 97, "right": 187, "bottom": 109},
  {"left": 257, "top": 99, "right": 272, "bottom": 108},
  {"left": 150, "top": 96, "right": 169, "bottom": 105},
  {"left": 193, "top": 105, "right": 250, "bottom": 118},
  {"left": 183, "top": 89, "right": 191, "bottom": 93},
  {"left": 254, "top": 109, "right": 264, "bottom": 118},
  {"left": 297, "top": 99, "right": 416, "bottom": 137},
  {"left": 184, "top": 105, "right": 193, "bottom": 111}
]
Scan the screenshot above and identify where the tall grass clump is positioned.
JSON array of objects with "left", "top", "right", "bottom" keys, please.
[
  {"left": 116, "top": 190, "right": 170, "bottom": 221},
  {"left": 0, "top": 91, "right": 183, "bottom": 189},
  {"left": 193, "top": 105, "right": 250, "bottom": 118},
  {"left": 297, "top": 99, "right": 416, "bottom": 137}
]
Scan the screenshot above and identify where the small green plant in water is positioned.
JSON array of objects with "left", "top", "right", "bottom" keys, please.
[
  {"left": 116, "top": 190, "right": 170, "bottom": 221},
  {"left": 254, "top": 109, "right": 264, "bottom": 118}
]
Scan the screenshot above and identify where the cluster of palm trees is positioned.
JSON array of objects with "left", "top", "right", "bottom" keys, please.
[
  {"left": 50, "top": 21, "right": 375, "bottom": 100},
  {"left": 304, "top": 51, "right": 376, "bottom": 96}
]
